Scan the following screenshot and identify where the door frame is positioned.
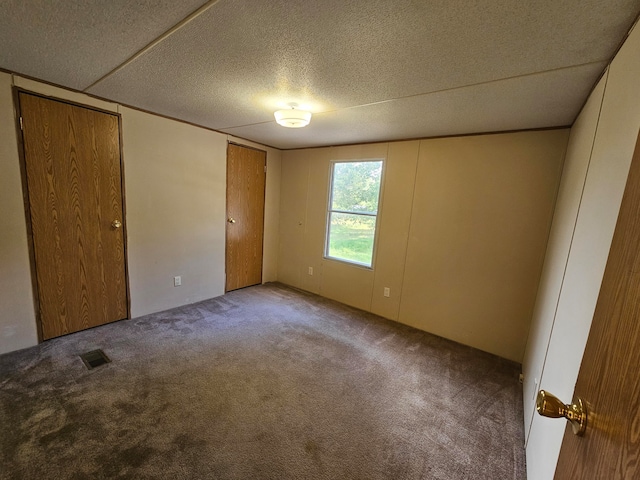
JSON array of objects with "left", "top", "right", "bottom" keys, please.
[
  {"left": 13, "top": 88, "right": 131, "bottom": 342},
  {"left": 225, "top": 141, "right": 267, "bottom": 292}
]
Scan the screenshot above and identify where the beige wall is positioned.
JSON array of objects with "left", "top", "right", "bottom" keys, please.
[
  {"left": 279, "top": 130, "right": 569, "bottom": 362},
  {"left": 0, "top": 73, "right": 37, "bottom": 354},
  {"left": 401, "top": 132, "right": 568, "bottom": 362},
  {"left": 521, "top": 74, "right": 606, "bottom": 438},
  {"left": 524, "top": 20, "right": 640, "bottom": 480},
  {"left": 121, "top": 107, "right": 227, "bottom": 317},
  {"left": 0, "top": 75, "right": 280, "bottom": 354}
]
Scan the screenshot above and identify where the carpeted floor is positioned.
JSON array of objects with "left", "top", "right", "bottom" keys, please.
[{"left": 0, "top": 283, "right": 526, "bottom": 479}]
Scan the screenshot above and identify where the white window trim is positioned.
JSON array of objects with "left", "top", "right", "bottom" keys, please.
[{"left": 324, "top": 158, "right": 384, "bottom": 269}]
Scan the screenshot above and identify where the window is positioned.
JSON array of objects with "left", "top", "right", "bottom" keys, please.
[{"left": 325, "top": 160, "right": 383, "bottom": 267}]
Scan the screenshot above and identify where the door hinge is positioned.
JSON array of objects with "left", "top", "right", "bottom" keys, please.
[
  {"left": 19, "top": 116, "right": 23, "bottom": 130},
  {"left": 264, "top": 165, "right": 267, "bottom": 173}
]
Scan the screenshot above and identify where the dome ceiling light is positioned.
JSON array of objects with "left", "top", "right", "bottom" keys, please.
[{"left": 274, "top": 103, "right": 312, "bottom": 128}]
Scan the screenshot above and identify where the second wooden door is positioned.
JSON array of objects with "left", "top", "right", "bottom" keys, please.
[
  {"left": 19, "top": 92, "right": 128, "bottom": 340},
  {"left": 225, "top": 143, "right": 266, "bottom": 291}
]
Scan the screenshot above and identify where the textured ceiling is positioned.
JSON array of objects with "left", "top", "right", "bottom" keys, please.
[
  {"left": 1, "top": 0, "right": 639, "bottom": 148},
  {"left": 0, "top": 0, "right": 210, "bottom": 90}
]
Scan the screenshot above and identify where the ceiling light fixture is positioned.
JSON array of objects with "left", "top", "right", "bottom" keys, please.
[{"left": 274, "top": 103, "right": 312, "bottom": 128}]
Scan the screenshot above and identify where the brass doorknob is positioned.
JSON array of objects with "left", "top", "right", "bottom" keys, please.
[
  {"left": 111, "top": 220, "right": 122, "bottom": 229},
  {"left": 536, "top": 390, "right": 587, "bottom": 436},
  {"left": 227, "top": 217, "right": 236, "bottom": 224}
]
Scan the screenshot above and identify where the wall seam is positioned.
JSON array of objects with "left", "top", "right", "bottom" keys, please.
[
  {"left": 524, "top": 67, "right": 610, "bottom": 446},
  {"left": 367, "top": 143, "right": 391, "bottom": 312},
  {"left": 304, "top": 153, "right": 313, "bottom": 292},
  {"left": 395, "top": 140, "right": 422, "bottom": 322}
]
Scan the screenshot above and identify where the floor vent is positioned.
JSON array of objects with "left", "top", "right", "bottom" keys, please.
[{"left": 80, "top": 349, "right": 111, "bottom": 370}]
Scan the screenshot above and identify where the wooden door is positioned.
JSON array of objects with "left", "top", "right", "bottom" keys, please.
[
  {"left": 225, "top": 143, "right": 266, "bottom": 291},
  {"left": 19, "top": 92, "right": 128, "bottom": 340},
  {"left": 554, "top": 130, "right": 640, "bottom": 479}
]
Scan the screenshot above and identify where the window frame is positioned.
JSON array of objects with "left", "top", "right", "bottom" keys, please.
[{"left": 324, "top": 158, "right": 385, "bottom": 269}]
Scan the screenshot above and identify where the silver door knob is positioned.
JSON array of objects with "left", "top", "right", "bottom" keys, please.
[
  {"left": 227, "top": 217, "right": 236, "bottom": 224},
  {"left": 112, "top": 220, "right": 122, "bottom": 229},
  {"left": 536, "top": 390, "right": 587, "bottom": 436}
]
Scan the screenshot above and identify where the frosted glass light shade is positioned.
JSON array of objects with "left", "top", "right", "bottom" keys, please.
[{"left": 274, "top": 108, "right": 312, "bottom": 128}]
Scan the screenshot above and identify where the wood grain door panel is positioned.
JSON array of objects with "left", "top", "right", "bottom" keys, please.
[
  {"left": 554, "top": 130, "right": 640, "bottom": 478},
  {"left": 226, "top": 144, "right": 266, "bottom": 292},
  {"left": 20, "top": 92, "right": 128, "bottom": 340}
]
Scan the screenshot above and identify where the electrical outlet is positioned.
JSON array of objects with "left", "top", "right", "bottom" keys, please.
[
  {"left": 174, "top": 276, "right": 182, "bottom": 287},
  {"left": 383, "top": 287, "right": 390, "bottom": 297},
  {"left": 308, "top": 267, "right": 313, "bottom": 275}
]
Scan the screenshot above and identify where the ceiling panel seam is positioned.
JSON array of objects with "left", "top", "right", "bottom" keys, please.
[
  {"left": 217, "top": 61, "right": 605, "bottom": 131},
  {"left": 83, "top": 0, "right": 222, "bottom": 92},
  {"left": 320, "top": 61, "right": 608, "bottom": 113}
]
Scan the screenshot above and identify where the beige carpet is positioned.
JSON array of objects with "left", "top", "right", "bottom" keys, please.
[{"left": 0, "top": 283, "right": 526, "bottom": 479}]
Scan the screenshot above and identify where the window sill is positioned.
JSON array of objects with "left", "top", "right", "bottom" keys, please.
[{"left": 323, "top": 255, "right": 374, "bottom": 270}]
